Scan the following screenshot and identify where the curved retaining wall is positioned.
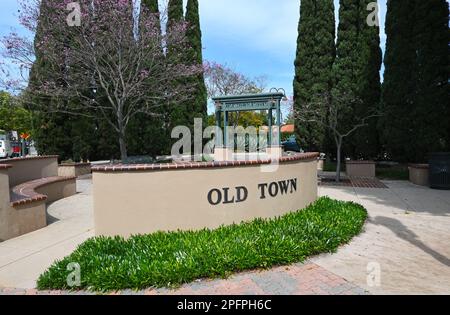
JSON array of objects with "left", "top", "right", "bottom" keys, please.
[
  {"left": 0, "top": 156, "right": 59, "bottom": 187},
  {"left": 0, "top": 156, "right": 75, "bottom": 241},
  {"left": 92, "top": 153, "right": 319, "bottom": 238}
]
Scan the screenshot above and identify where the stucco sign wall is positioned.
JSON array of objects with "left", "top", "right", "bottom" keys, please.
[{"left": 92, "top": 153, "right": 319, "bottom": 238}]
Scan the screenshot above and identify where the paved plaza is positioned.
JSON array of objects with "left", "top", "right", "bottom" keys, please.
[{"left": 0, "top": 175, "right": 449, "bottom": 295}]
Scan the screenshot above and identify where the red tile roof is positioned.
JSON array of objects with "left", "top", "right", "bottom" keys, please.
[{"left": 281, "top": 124, "right": 295, "bottom": 133}]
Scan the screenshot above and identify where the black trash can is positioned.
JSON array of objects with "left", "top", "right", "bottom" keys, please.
[{"left": 429, "top": 152, "right": 450, "bottom": 190}]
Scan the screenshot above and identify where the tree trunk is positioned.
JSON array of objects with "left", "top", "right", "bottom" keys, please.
[
  {"left": 119, "top": 123, "right": 128, "bottom": 163},
  {"left": 117, "top": 107, "right": 128, "bottom": 162},
  {"left": 118, "top": 131, "right": 128, "bottom": 162},
  {"left": 336, "top": 138, "right": 342, "bottom": 183}
]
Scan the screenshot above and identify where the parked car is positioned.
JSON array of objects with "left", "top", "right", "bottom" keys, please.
[
  {"left": 282, "top": 135, "right": 302, "bottom": 152},
  {"left": 0, "top": 139, "right": 12, "bottom": 158},
  {"left": 11, "top": 141, "right": 22, "bottom": 157},
  {"left": 0, "top": 130, "right": 23, "bottom": 158}
]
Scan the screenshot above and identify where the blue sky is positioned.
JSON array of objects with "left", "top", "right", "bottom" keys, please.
[
  {"left": 198, "top": 0, "right": 387, "bottom": 94},
  {"left": 0, "top": 0, "right": 387, "bottom": 97}
]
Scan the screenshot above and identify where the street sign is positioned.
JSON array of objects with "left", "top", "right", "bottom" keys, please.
[{"left": 20, "top": 133, "right": 30, "bottom": 140}]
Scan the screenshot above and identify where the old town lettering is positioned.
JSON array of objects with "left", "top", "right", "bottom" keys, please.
[
  {"left": 207, "top": 178, "right": 298, "bottom": 205},
  {"left": 208, "top": 186, "right": 248, "bottom": 205},
  {"left": 259, "top": 178, "right": 297, "bottom": 199}
]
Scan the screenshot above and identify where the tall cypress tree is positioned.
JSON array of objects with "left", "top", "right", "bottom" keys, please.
[
  {"left": 381, "top": 1, "right": 417, "bottom": 162},
  {"left": 333, "top": 0, "right": 382, "bottom": 159},
  {"left": 355, "top": 0, "right": 382, "bottom": 159},
  {"left": 142, "top": 0, "right": 159, "bottom": 13},
  {"left": 411, "top": 0, "right": 449, "bottom": 161},
  {"left": 185, "top": 0, "right": 207, "bottom": 126},
  {"left": 166, "top": 0, "right": 188, "bottom": 134},
  {"left": 30, "top": 0, "right": 116, "bottom": 161},
  {"left": 129, "top": 0, "right": 169, "bottom": 156},
  {"left": 140, "top": 0, "right": 162, "bottom": 37},
  {"left": 293, "top": 0, "right": 336, "bottom": 152},
  {"left": 381, "top": 0, "right": 448, "bottom": 162},
  {"left": 167, "top": 0, "right": 184, "bottom": 30},
  {"left": 28, "top": 0, "right": 73, "bottom": 160}
]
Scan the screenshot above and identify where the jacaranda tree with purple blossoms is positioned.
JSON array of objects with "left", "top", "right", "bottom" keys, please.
[{"left": 4, "top": 0, "right": 201, "bottom": 160}]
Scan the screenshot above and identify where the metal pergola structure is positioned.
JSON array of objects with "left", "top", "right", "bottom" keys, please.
[{"left": 212, "top": 91, "right": 286, "bottom": 149}]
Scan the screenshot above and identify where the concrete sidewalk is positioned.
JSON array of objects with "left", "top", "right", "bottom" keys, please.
[
  {"left": 314, "top": 181, "right": 450, "bottom": 295},
  {"left": 0, "top": 177, "right": 449, "bottom": 294}
]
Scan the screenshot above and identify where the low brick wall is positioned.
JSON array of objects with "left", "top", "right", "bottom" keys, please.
[
  {"left": 0, "top": 167, "right": 12, "bottom": 238},
  {"left": 58, "top": 163, "right": 91, "bottom": 178},
  {"left": 92, "top": 153, "right": 319, "bottom": 238},
  {"left": 0, "top": 156, "right": 77, "bottom": 241},
  {"left": 408, "top": 164, "right": 429, "bottom": 187},
  {"left": 317, "top": 159, "right": 325, "bottom": 171},
  {"left": 0, "top": 156, "right": 59, "bottom": 187},
  {"left": 0, "top": 164, "right": 47, "bottom": 241},
  {"left": 346, "top": 161, "right": 376, "bottom": 178},
  {"left": 2, "top": 200, "right": 47, "bottom": 242}
]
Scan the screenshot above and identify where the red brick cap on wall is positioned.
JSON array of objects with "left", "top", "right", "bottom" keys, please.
[
  {"left": 281, "top": 124, "right": 295, "bottom": 133},
  {"left": 0, "top": 155, "right": 59, "bottom": 164},
  {"left": 408, "top": 164, "right": 429, "bottom": 169},
  {"left": 59, "top": 162, "right": 91, "bottom": 167},
  {"left": 346, "top": 160, "right": 376, "bottom": 165},
  {"left": 10, "top": 176, "right": 76, "bottom": 207},
  {"left": 92, "top": 153, "right": 320, "bottom": 173}
]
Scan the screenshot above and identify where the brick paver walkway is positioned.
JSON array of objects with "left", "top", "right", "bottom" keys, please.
[
  {"left": 319, "top": 176, "right": 388, "bottom": 189},
  {"left": 0, "top": 262, "right": 368, "bottom": 295}
]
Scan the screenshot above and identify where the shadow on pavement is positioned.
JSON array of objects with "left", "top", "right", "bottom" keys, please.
[
  {"left": 371, "top": 216, "right": 450, "bottom": 267},
  {"left": 355, "top": 181, "right": 450, "bottom": 217}
]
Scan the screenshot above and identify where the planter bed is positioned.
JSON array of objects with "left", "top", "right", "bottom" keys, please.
[
  {"left": 408, "top": 164, "right": 429, "bottom": 187},
  {"left": 58, "top": 163, "right": 91, "bottom": 178},
  {"left": 346, "top": 161, "right": 376, "bottom": 178},
  {"left": 37, "top": 197, "right": 367, "bottom": 292}
]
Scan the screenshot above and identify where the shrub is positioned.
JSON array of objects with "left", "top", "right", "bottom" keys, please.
[{"left": 376, "top": 164, "right": 409, "bottom": 180}]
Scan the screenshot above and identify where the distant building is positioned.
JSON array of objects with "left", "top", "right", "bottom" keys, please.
[
  {"left": 281, "top": 124, "right": 295, "bottom": 134},
  {"left": 259, "top": 124, "right": 295, "bottom": 134}
]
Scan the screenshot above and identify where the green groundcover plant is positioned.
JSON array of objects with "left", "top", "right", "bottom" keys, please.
[{"left": 37, "top": 197, "right": 367, "bottom": 292}]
